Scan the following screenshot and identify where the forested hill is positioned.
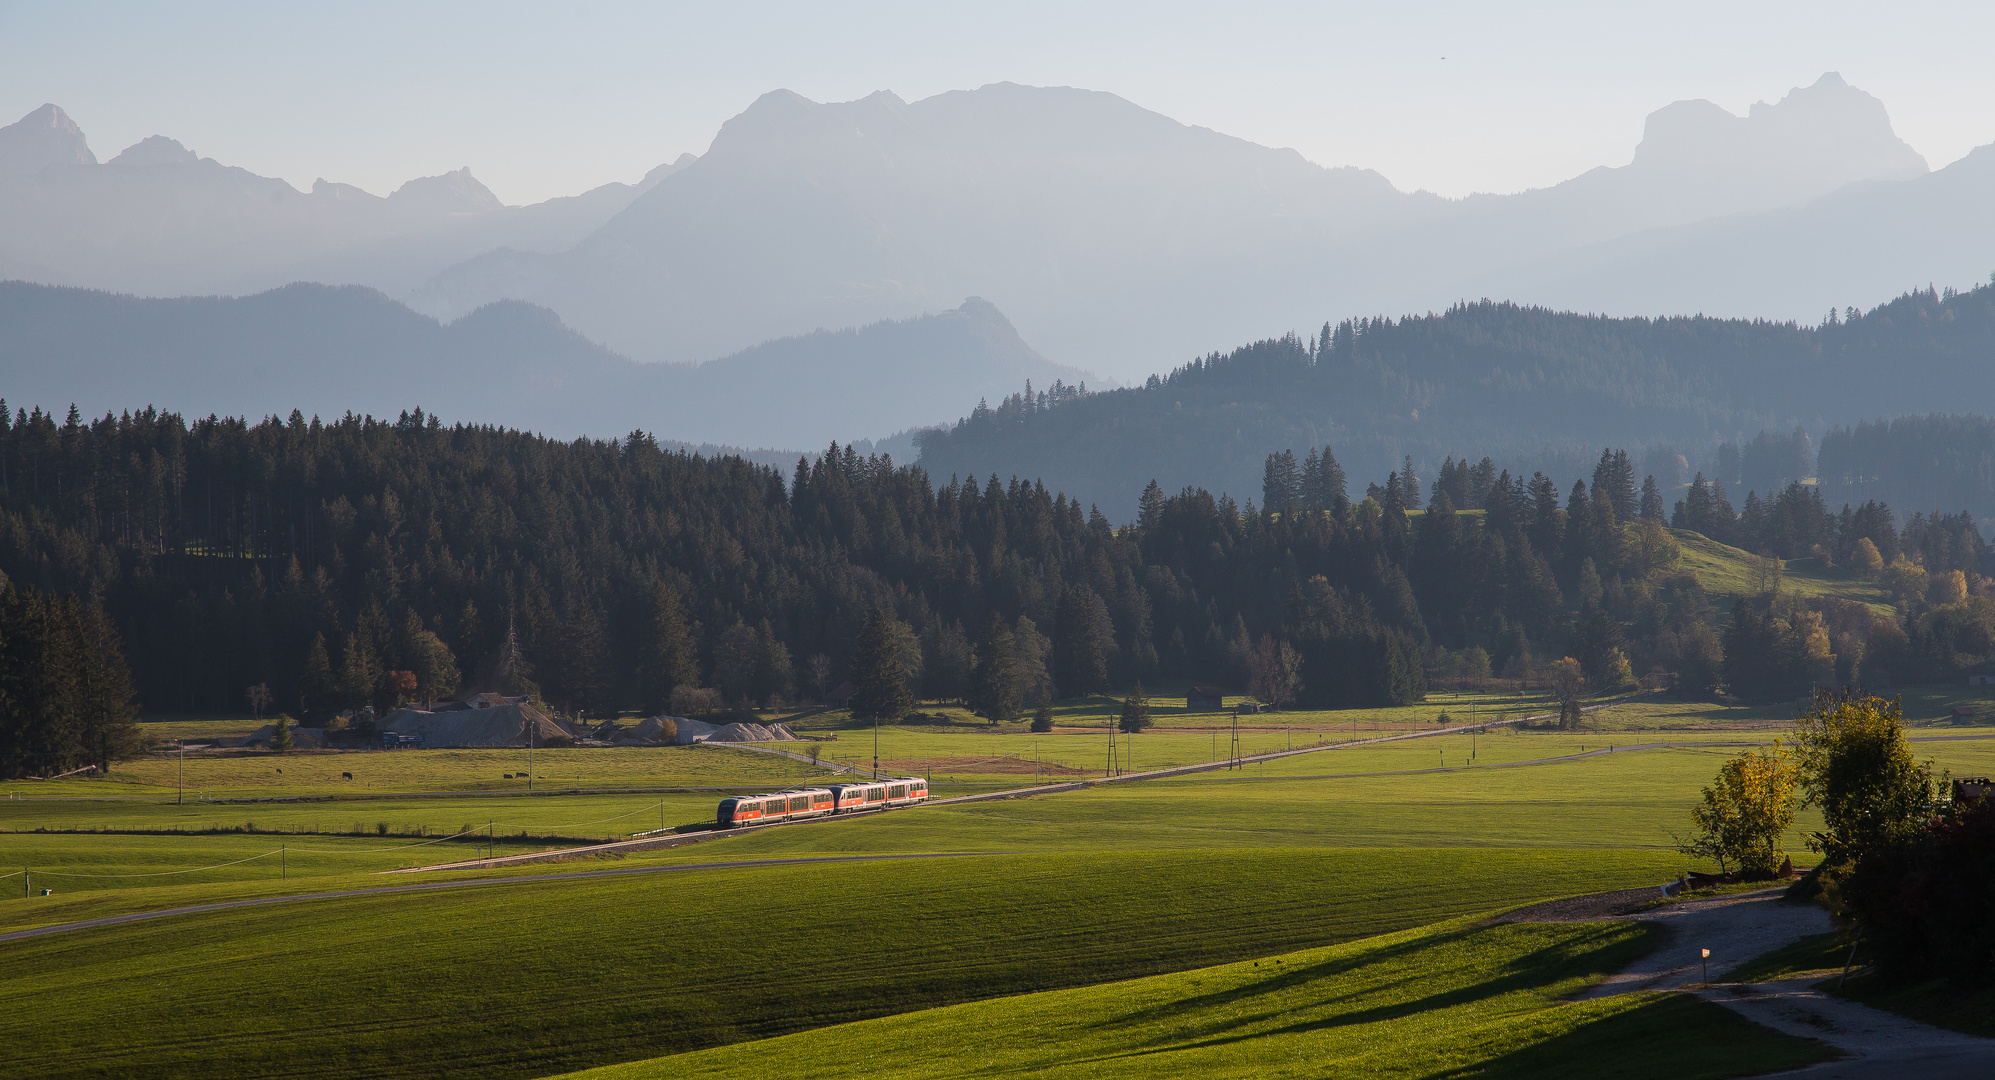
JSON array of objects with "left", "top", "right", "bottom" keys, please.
[
  {"left": 5, "top": 401, "right": 1993, "bottom": 734},
  {"left": 916, "top": 283, "right": 1995, "bottom": 518}
]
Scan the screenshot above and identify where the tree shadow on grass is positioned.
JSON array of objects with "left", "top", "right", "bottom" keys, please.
[
  {"left": 1426, "top": 993, "right": 1835, "bottom": 1080},
  {"left": 1086, "top": 922, "right": 1658, "bottom": 1055}
]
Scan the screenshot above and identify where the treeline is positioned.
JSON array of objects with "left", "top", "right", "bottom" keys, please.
[
  {"left": 0, "top": 579, "right": 142, "bottom": 779},
  {"left": 7, "top": 396, "right": 1995, "bottom": 728},
  {"left": 917, "top": 281, "right": 1995, "bottom": 519},
  {"left": 0, "top": 403, "right": 1446, "bottom": 720}
]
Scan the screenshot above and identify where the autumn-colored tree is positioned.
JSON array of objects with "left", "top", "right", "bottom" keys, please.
[
  {"left": 1679, "top": 750, "right": 1797, "bottom": 878},
  {"left": 1549, "top": 657, "right": 1587, "bottom": 728}
]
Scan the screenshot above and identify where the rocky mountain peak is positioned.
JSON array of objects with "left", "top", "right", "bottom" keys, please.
[
  {"left": 0, "top": 103, "right": 97, "bottom": 179},
  {"left": 109, "top": 135, "right": 201, "bottom": 167}
]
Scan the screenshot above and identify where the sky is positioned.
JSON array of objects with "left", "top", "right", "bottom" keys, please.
[{"left": 4, "top": 1, "right": 1993, "bottom": 207}]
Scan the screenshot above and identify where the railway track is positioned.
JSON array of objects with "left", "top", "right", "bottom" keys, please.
[{"left": 387, "top": 693, "right": 1658, "bottom": 873}]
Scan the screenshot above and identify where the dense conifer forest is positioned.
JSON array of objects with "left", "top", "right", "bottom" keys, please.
[
  {"left": 917, "top": 282, "right": 1995, "bottom": 516},
  {"left": 4, "top": 384, "right": 1995, "bottom": 755}
]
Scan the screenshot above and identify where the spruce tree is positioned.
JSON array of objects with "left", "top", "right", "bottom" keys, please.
[
  {"left": 635, "top": 581, "right": 698, "bottom": 715},
  {"left": 968, "top": 613, "right": 1020, "bottom": 725},
  {"left": 300, "top": 633, "right": 336, "bottom": 720},
  {"left": 1638, "top": 475, "right": 1665, "bottom": 522},
  {"left": 1053, "top": 585, "right": 1111, "bottom": 698},
  {"left": 1137, "top": 480, "right": 1165, "bottom": 530},
  {"left": 76, "top": 601, "right": 141, "bottom": 773},
  {"left": 850, "top": 609, "right": 913, "bottom": 721},
  {"left": 1118, "top": 682, "right": 1152, "bottom": 732}
]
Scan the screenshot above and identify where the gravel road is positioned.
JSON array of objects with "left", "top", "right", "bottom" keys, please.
[{"left": 1538, "top": 887, "right": 1995, "bottom": 1078}]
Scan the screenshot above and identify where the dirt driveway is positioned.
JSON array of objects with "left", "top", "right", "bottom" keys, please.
[{"left": 1517, "top": 887, "right": 1994, "bottom": 1078}]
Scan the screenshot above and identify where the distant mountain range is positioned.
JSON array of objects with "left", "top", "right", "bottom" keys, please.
[
  {"left": 0, "top": 103, "right": 694, "bottom": 297},
  {"left": 0, "top": 283, "right": 1086, "bottom": 450},
  {"left": 405, "top": 73, "right": 1949, "bottom": 378},
  {"left": 0, "top": 73, "right": 1986, "bottom": 463}
]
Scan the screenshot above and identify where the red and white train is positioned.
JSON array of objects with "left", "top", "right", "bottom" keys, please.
[{"left": 716, "top": 777, "right": 929, "bottom": 828}]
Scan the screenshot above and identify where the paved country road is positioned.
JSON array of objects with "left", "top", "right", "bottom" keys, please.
[{"left": 0, "top": 852, "right": 996, "bottom": 946}]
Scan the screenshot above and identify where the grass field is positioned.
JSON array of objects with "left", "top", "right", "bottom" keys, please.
[
  {"left": 12, "top": 655, "right": 1988, "bottom": 1077},
  {"left": 1669, "top": 527, "right": 1894, "bottom": 613},
  {"left": 569, "top": 918, "right": 1832, "bottom": 1080},
  {"left": 0, "top": 848, "right": 1693, "bottom": 1080},
  {"left": 22, "top": 741, "right": 810, "bottom": 800}
]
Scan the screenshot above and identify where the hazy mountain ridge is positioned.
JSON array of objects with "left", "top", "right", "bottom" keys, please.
[
  {"left": 914, "top": 282, "right": 1995, "bottom": 517},
  {"left": 0, "top": 282, "right": 1085, "bottom": 449},
  {"left": 410, "top": 82, "right": 1431, "bottom": 368},
  {"left": 407, "top": 75, "right": 1947, "bottom": 378},
  {"left": 0, "top": 104, "right": 692, "bottom": 296}
]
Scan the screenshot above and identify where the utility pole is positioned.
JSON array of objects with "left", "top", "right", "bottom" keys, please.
[
  {"left": 873, "top": 714, "right": 880, "bottom": 780},
  {"left": 527, "top": 716, "right": 534, "bottom": 792},
  {"left": 176, "top": 742, "right": 184, "bottom": 805}
]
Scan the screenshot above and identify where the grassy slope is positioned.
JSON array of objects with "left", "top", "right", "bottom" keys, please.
[
  {"left": 1669, "top": 527, "right": 1893, "bottom": 612},
  {"left": 0, "top": 848, "right": 1688, "bottom": 1080},
  {"left": 567, "top": 919, "right": 1830, "bottom": 1080}
]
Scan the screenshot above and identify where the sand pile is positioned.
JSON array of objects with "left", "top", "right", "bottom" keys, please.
[{"left": 377, "top": 702, "right": 564, "bottom": 748}]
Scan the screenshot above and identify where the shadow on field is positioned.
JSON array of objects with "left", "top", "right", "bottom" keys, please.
[
  {"left": 1424, "top": 992, "right": 1835, "bottom": 1079},
  {"left": 1093, "top": 922, "right": 1656, "bottom": 1055}
]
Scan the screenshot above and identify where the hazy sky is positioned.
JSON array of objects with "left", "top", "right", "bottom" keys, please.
[{"left": 4, "top": 1, "right": 1992, "bottom": 206}]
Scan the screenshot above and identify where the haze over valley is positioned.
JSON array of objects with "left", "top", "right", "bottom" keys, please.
[{"left": 8, "top": 9, "right": 1995, "bottom": 1080}]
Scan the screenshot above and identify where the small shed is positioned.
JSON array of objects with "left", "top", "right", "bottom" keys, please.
[
  {"left": 1954, "top": 777, "right": 1994, "bottom": 804},
  {"left": 1187, "top": 686, "right": 1225, "bottom": 711},
  {"left": 826, "top": 681, "right": 856, "bottom": 708}
]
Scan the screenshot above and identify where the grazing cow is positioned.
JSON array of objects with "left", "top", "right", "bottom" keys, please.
[
  {"left": 276, "top": 768, "right": 282, "bottom": 774},
  {"left": 503, "top": 773, "right": 513, "bottom": 779},
  {"left": 341, "top": 772, "right": 353, "bottom": 780}
]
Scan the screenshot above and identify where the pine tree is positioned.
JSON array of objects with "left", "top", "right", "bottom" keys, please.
[
  {"left": 1592, "top": 448, "right": 1637, "bottom": 520},
  {"left": 300, "top": 632, "right": 336, "bottom": 719},
  {"left": 967, "top": 613, "right": 1020, "bottom": 725},
  {"left": 1261, "top": 450, "right": 1300, "bottom": 513},
  {"left": 1638, "top": 475, "right": 1665, "bottom": 522},
  {"left": 1054, "top": 585, "right": 1112, "bottom": 698},
  {"left": 339, "top": 630, "right": 380, "bottom": 713},
  {"left": 1118, "top": 682, "right": 1152, "bottom": 732},
  {"left": 850, "top": 609, "right": 913, "bottom": 721},
  {"left": 1137, "top": 480, "right": 1165, "bottom": 530},
  {"left": 496, "top": 617, "right": 539, "bottom": 702},
  {"left": 75, "top": 601, "right": 141, "bottom": 773},
  {"left": 1302, "top": 447, "right": 1349, "bottom": 517},
  {"left": 634, "top": 581, "right": 698, "bottom": 715}
]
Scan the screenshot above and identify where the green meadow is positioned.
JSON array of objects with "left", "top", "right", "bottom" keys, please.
[
  {"left": 570, "top": 919, "right": 1831, "bottom": 1080},
  {"left": 8, "top": 678, "right": 1989, "bottom": 1077},
  {"left": 0, "top": 849, "right": 1696, "bottom": 1080}
]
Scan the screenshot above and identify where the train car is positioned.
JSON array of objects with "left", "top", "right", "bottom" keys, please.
[
  {"left": 830, "top": 777, "right": 930, "bottom": 813},
  {"left": 715, "top": 786, "right": 836, "bottom": 828}
]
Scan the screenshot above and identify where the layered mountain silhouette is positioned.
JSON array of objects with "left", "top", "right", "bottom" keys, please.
[
  {"left": 0, "top": 74, "right": 1978, "bottom": 457},
  {"left": 405, "top": 74, "right": 1948, "bottom": 378},
  {"left": 0, "top": 104, "right": 693, "bottom": 296},
  {"left": 0, "top": 283, "right": 1086, "bottom": 449}
]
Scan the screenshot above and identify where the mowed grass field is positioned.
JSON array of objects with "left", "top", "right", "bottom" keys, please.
[
  {"left": 571, "top": 919, "right": 1831, "bottom": 1080},
  {"left": 24, "top": 741, "right": 809, "bottom": 800},
  {"left": 8, "top": 679, "right": 1987, "bottom": 1079},
  {"left": 0, "top": 848, "right": 1695, "bottom": 1080}
]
